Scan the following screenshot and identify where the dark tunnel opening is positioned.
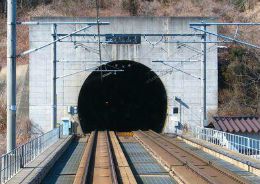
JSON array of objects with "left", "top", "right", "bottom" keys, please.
[{"left": 78, "top": 60, "right": 167, "bottom": 133}]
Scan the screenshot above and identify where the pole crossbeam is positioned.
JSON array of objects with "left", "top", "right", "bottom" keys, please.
[
  {"left": 59, "top": 40, "right": 111, "bottom": 43},
  {"left": 190, "top": 25, "right": 260, "bottom": 49},
  {"left": 54, "top": 33, "right": 203, "bottom": 37},
  {"left": 17, "top": 25, "right": 93, "bottom": 57},
  {"left": 190, "top": 22, "right": 260, "bottom": 26},
  {"left": 58, "top": 60, "right": 110, "bottom": 63},
  {"left": 153, "top": 60, "right": 200, "bottom": 63},
  {"left": 59, "top": 40, "right": 229, "bottom": 44},
  {"left": 164, "top": 41, "right": 232, "bottom": 44},
  {"left": 17, "top": 21, "right": 110, "bottom": 25}
]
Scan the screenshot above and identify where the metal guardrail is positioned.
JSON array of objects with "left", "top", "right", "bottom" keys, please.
[
  {"left": 188, "top": 126, "right": 260, "bottom": 160},
  {"left": 0, "top": 126, "right": 63, "bottom": 184}
]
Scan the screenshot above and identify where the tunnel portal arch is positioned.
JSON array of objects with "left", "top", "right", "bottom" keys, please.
[{"left": 78, "top": 60, "right": 167, "bottom": 133}]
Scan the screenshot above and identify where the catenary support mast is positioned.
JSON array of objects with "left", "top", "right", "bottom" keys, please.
[{"left": 6, "top": 0, "right": 17, "bottom": 152}]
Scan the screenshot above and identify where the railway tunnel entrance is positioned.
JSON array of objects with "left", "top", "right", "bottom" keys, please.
[{"left": 78, "top": 60, "right": 167, "bottom": 133}]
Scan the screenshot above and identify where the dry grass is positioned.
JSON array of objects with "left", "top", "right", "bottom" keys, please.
[
  {"left": 0, "top": 85, "right": 31, "bottom": 152},
  {"left": 218, "top": 46, "right": 260, "bottom": 116},
  {"left": 0, "top": 0, "right": 258, "bottom": 66},
  {"left": 0, "top": 0, "right": 258, "bottom": 64},
  {"left": 16, "top": 118, "right": 31, "bottom": 145},
  {"left": 0, "top": 97, "right": 6, "bottom": 133},
  {"left": 0, "top": 17, "right": 6, "bottom": 67}
]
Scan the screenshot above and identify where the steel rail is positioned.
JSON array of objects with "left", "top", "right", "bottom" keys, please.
[
  {"left": 147, "top": 130, "right": 249, "bottom": 184},
  {"left": 106, "top": 131, "right": 119, "bottom": 184},
  {"left": 136, "top": 130, "right": 249, "bottom": 184},
  {"left": 89, "top": 131, "right": 119, "bottom": 184},
  {"left": 108, "top": 131, "right": 137, "bottom": 184},
  {"left": 73, "top": 131, "right": 96, "bottom": 184},
  {"left": 135, "top": 131, "right": 216, "bottom": 184},
  {"left": 154, "top": 130, "right": 253, "bottom": 180}
]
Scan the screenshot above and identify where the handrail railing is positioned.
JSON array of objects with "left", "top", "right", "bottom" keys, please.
[
  {"left": 185, "top": 126, "right": 260, "bottom": 160},
  {"left": 0, "top": 126, "right": 63, "bottom": 183}
]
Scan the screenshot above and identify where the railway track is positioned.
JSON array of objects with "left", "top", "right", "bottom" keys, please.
[
  {"left": 72, "top": 130, "right": 254, "bottom": 184},
  {"left": 88, "top": 131, "right": 118, "bottom": 184},
  {"left": 119, "top": 134, "right": 177, "bottom": 184},
  {"left": 74, "top": 131, "right": 138, "bottom": 184},
  {"left": 134, "top": 130, "right": 250, "bottom": 184}
]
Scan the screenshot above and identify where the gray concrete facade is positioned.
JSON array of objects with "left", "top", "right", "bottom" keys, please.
[{"left": 29, "top": 17, "right": 218, "bottom": 133}]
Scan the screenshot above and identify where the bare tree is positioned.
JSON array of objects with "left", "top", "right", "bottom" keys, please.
[{"left": 218, "top": 46, "right": 260, "bottom": 115}]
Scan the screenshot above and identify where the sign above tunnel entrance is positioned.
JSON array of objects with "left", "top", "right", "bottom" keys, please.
[{"left": 105, "top": 34, "right": 141, "bottom": 44}]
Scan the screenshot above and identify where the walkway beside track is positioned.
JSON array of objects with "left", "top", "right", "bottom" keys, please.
[
  {"left": 6, "top": 136, "right": 73, "bottom": 184},
  {"left": 42, "top": 137, "right": 88, "bottom": 184},
  {"left": 119, "top": 136, "right": 177, "bottom": 184}
]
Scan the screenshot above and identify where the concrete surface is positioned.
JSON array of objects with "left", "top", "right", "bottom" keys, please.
[
  {"left": 29, "top": 17, "right": 218, "bottom": 133},
  {"left": 6, "top": 136, "right": 73, "bottom": 184}
]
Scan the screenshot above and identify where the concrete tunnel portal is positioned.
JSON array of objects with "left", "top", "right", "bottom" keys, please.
[{"left": 78, "top": 60, "right": 167, "bottom": 133}]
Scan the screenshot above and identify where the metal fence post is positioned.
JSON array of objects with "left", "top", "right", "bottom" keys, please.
[
  {"left": 1, "top": 127, "right": 70, "bottom": 182},
  {"left": 247, "top": 137, "right": 250, "bottom": 155},
  {"left": 59, "top": 125, "right": 61, "bottom": 138},
  {"left": 189, "top": 125, "right": 260, "bottom": 159}
]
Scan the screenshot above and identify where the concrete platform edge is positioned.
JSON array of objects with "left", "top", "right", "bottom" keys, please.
[{"left": 31, "top": 135, "right": 74, "bottom": 183}]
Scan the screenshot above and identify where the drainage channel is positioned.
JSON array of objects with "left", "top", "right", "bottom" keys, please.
[{"left": 120, "top": 137, "right": 177, "bottom": 184}]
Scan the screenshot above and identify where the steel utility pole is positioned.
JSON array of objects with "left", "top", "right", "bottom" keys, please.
[
  {"left": 201, "top": 25, "right": 207, "bottom": 127},
  {"left": 6, "top": 0, "right": 17, "bottom": 152},
  {"left": 51, "top": 24, "right": 57, "bottom": 129}
]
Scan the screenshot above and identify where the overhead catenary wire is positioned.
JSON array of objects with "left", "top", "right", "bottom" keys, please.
[
  {"left": 17, "top": 25, "right": 92, "bottom": 57},
  {"left": 73, "top": 42, "right": 122, "bottom": 71},
  {"left": 190, "top": 26, "right": 260, "bottom": 49},
  {"left": 96, "top": 0, "right": 103, "bottom": 82},
  {"left": 141, "top": 38, "right": 217, "bottom": 82},
  {"left": 162, "top": 62, "right": 201, "bottom": 80},
  {"left": 45, "top": 15, "right": 225, "bottom": 84}
]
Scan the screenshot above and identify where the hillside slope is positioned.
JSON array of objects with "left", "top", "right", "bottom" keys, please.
[{"left": 0, "top": 0, "right": 259, "bottom": 120}]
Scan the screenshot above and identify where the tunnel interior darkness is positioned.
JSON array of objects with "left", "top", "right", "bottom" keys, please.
[{"left": 78, "top": 60, "right": 167, "bottom": 133}]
